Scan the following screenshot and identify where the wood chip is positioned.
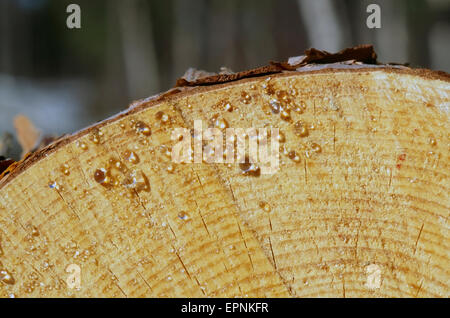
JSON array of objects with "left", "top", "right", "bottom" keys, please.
[{"left": 13, "top": 114, "right": 41, "bottom": 158}]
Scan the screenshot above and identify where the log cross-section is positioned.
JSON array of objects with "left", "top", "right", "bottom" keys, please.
[{"left": 0, "top": 64, "right": 449, "bottom": 298}]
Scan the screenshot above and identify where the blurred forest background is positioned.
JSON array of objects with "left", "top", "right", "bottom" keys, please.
[{"left": 0, "top": 0, "right": 449, "bottom": 159}]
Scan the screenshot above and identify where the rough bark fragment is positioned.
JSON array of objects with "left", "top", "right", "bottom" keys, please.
[
  {"left": 0, "top": 157, "right": 15, "bottom": 175},
  {"left": 176, "top": 44, "right": 379, "bottom": 87},
  {"left": 273, "top": 44, "right": 378, "bottom": 70}
]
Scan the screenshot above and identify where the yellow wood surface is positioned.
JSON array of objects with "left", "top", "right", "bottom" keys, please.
[{"left": 0, "top": 69, "right": 448, "bottom": 297}]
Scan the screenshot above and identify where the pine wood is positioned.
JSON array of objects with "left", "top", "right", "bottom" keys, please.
[{"left": 0, "top": 67, "right": 448, "bottom": 298}]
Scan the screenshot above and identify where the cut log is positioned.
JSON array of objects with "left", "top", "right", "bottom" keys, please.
[{"left": 0, "top": 47, "right": 449, "bottom": 298}]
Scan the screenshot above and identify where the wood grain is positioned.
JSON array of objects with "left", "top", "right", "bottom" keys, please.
[{"left": 0, "top": 68, "right": 448, "bottom": 297}]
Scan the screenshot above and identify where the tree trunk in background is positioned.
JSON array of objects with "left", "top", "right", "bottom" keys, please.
[
  {"left": 117, "top": 0, "right": 159, "bottom": 100},
  {"left": 172, "top": 0, "right": 209, "bottom": 79},
  {"left": 406, "top": 0, "right": 431, "bottom": 68},
  {"left": 297, "top": 0, "right": 348, "bottom": 51},
  {"left": 373, "top": 0, "right": 408, "bottom": 64}
]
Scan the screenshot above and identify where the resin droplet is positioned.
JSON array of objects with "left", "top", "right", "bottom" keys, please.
[
  {"left": 31, "top": 226, "right": 40, "bottom": 237},
  {"left": 280, "top": 145, "right": 289, "bottom": 156},
  {"left": 122, "top": 170, "right": 150, "bottom": 192},
  {"left": 61, "top": 163, "right": 70, "bottom": 176},
  {"left": 48, "top": 181, "right": 59, "bottom": 189},
  {"left": 91, "top": 135, "right": 100, "bottom": 144},
  {"left": 280, "top": 108, "right": 291, "bottom": 121},
  {"left": 108, "top": 158, "right": 128, "bottom": 173},
  {"left": 156, "top": 111, "right": 169, "bottom": 123},
  {"left": 294, "top": 121, "right": 309, "bottom": 137},
  {"left": 429, "top": 137, "right": 437, "bottom": 146},
  {"left": 258, "top": 201, "right": 271, "bottom": 212},
  {"left": 178, "top": 211, "right": 189, "bottom": 220},
  {"left": 224, "top": 102, "right": 233, "bottom": 112},
  {"left": 124, "top": 150, "right": 139, "bottom": 164},
  {"left": 263, "top": 82, "right": 275, "bottom": 95},
  {"left": 293, "top": 101, "right": 306, "bottom": 113},
  {"left": 166, "top": 164, "right": 175, "bottom": 173},
  {"left": 160, "top": 145, "right": 173, "bottom": 159},
  {"left": 269, "top": 100, "right": 281, "bottom": 114},
  {"left": 94, "top": 168, "right": 108, "bottom": 184},
  {"left": 76, "top": 141, "right": 88, "bottom": 150},
  {"left": 288, "top": 150, "right": 301, "bottom": 163},
  {"left": 134, "top": 121, "right": 152, "bottom": 136},
  {"left": 277, "top": 131, "right": 286, "bottom": 143},
  {"left": 276, "top": 90, "right": 289, "bottom": 102},
  {"left": 90, "top": 130, "right": 101, "bottom": 144},
  {"left": 239, "top": 158, "right": 261, "bottom": 177},
  {"left": 310, "top": 142, "right": 322, "bottom": 153},
  {"left": 211, "top": 114, "right": 229, "bottom": 130},
  {"left": 0, "top": 269, "right": 15, "bottom": 285},
  {"left": 241, "top": 91, "right": 251, "bottom": 104}
]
